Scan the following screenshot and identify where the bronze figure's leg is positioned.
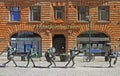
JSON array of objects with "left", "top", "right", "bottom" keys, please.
[
  {"left": 12, "top": 58, "right": 17, "bottom": 67},
  {"left": 51, "top": 59, "right": 56, "bottom": 67},
  {"left": 25, "top": 57, "right": 30, "bottom": 68},
  {"left": 65, "top": 58, "right": 72, "bottom": 67},
  {"left": 71, "top": 59, "right": 75, "bottom": 67},
  {"left": 31, "top": 58, "right": 35, "bottom": 67},
  {"left": 48, "top": 61, "right": 52, "bottom": 68},
  {"left": 2, "top": 59, "right": 11, "bottom": 66},
  {"left": 108, "top": 57, "right": 112, "bottom": 67},
  {"left": 113, "top": 57, "right": 117, "bottom": 65}
]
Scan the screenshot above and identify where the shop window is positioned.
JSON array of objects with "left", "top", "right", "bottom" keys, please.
[
  {"left": 54, "top": 6, "right": 64, "bottom": 20},
  {"left": 98, "top": 6, "right": 109, "bottom": 21},
  {"left": 10, "top": 32, "right": 41, "bottom": 55},
  {"left": 92, "top": 44, "right": 97, "bottom": 49},
  {"left": 30, "top": 7, "right": 40, "bottom": 21},
  {"left": 78, "top": 44, "right": 83, "bottom": 49},
  {"left": 11, "top": 41, "right": 17, "bottom": 48},
  {"left": 98, "top": 44, "right": 103, "bottom": 49},
  {"left": 17, "top": 41, "right": 24, "bottom": 53},
  {"left": 86, "top": 44, "right": 90, "bottom": 49},
  {"left": 78, "top": 6, "right": 89, "bottom": 21},
  {"left": 10, "top": 7, "right": 21, "bottom": 21}
]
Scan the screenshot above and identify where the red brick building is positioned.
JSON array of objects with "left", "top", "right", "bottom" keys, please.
[{"left": 0, "top": 0, "right": 120, "bottom": 56}]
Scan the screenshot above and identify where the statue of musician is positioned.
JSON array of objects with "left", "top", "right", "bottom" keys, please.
[
  {"left": 2, "top": 45, "right": 17, "bottom": 67},
  {"left": 107, "top": 49, "right": 118, "bottom": 67},
  {"left": 65, "top": 47, "right": 81, "bottom": 67},
  {"left": 45, "top": 47, "right": 56, "bottom": 68},
  {"left": 25, "top": 48, "right": 36, "bottom": 68}
]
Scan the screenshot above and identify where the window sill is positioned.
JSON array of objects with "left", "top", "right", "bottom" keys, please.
[
  {"left": 97, "top": 21, "right": 110, "bottom": 23},
  {"left": 28, "top": 21, "right": 41, "bottom": 23},
  {"left": 8, "top": 21, "right": 21, "bottom": 24},
  {"left": 77, "top": 21, "right": 89, "bottom": 23}
]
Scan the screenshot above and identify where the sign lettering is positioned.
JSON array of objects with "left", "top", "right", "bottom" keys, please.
[{"left": 34, "top": 24, "right": 80, "bottom": 31}]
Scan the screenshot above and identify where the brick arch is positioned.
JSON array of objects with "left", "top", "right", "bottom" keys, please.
[
  {"left": 76, "top": 25, "right": 113, "bottom": 40},
  {"left": 77, "top": 30, "right": 110, "bottom": 38},
  {"left": 7, "top": 25, "right": 41, "bottom": 39},
  {"left": 9, "top": 30, "right": 41, "bottom": 38}
]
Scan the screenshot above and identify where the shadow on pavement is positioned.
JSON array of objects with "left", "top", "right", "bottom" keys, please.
[
  {"left": 33, "top": 66, "right": 75, "bottom": 68},
  {"left": 17, "top": 66, "right": 26, "bottom": 68},
  {"left": 0, "top": 65, "right": 5, "bottom": 68},
  {"left": 17, "top": 66, "right": 49, "bottom": 68},
  {"left": 52, "top": 66, "right": 75, "bottom": 68},
  {"left": 82, "top": 65, "right": 113, "bottom": 68},
  {"left": 34, "top": 66, "right": 49, "bottom": 68}
]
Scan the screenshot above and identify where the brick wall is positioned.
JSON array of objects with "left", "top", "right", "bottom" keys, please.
[{"left": 0, "top": 0, "right": 120, "bottom": 52}]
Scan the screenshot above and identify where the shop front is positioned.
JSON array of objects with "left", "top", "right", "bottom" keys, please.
[
  {"left": 10, "top": 31, "right": 42, "bottom": 57},
  {"left": 77, "top": 31, "right": 110, "bottom": 56}
]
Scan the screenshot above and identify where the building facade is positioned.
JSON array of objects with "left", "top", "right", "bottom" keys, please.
[{"left": 0, "top": 0, "right": 120, "bottom": 56}]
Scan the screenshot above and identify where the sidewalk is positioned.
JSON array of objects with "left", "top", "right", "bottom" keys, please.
[
  {"left": 0, "top": 58, "right": 120, "bottom": 76},
  {"left": 0, "top": 52, "right": 120, "bottom": 76}
]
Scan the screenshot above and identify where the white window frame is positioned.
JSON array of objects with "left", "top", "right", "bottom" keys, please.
[
  {"left": 78, "top": 6, "right": 89, "bottom": 21},
  {"left": 30, "top": 7, "right": 40, "bottom": 21},
  {"left": 98, "top": 6, "right": 109, "bottom": 21}
]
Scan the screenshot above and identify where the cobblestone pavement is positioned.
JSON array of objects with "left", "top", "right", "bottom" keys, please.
[{"left": 0, "top": 56, "right": 120, "bottom": 76}]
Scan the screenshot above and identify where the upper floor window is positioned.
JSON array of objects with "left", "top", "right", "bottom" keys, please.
[
  {"left": 78, "top": 6, "right": 89, "bottom": 21},
  {"left": 98, "top": 6, "right": 109, "bottom": 21},
  {"left": 30, "top": 7, "right": 40, "bottom": 21},
  {"left": 54, "top": 6, "right": 64, "bottom": 20},
  {"left": 10, "top": 7, "right": 21, "bottom": 21}
]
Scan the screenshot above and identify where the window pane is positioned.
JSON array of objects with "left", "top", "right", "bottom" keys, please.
[
  {"left": 13, "top": 7, "right": 19, "bottom": 11},
  {"left": 98, "top": 6, "right": 109, "bottom": 21},
  {"left": 17, "top": 41, "right": 24, "bottom": 52},
  {"left": 10, "top": 7, "right": 20, "bottom": 21},
  {"left": 54, "top": 6, "right": 64, "bottom": 19},
  {"left": 33, "top": 11, "right": 40, "bottom": 21},
  {"left": 81, "top": 13, "right": 86, "bottom": 21},
  {"left": 30, "top": 7, "right": 40, "bottom": 21},
  {"left": 14, "top": 12, "right": 20, "bottom": 21},
  {"left": 25, "top": 44, "right": 31, "bottom": 52},
  {"left": 33, "top": 41, "right": 40, "bottom": 52},
  {"left": 57, "top": 12, "right": 62, "bottom": 19},
  {"left": 78, "top": 6, "right": 89, "bottom": 21},
  {"left": 11, "top": 41, "right": 17, "bottom": 48}
]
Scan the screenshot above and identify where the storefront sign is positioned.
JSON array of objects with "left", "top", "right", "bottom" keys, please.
[{"left": 34, "top": 24, "right": 80, "bottom": 31}]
